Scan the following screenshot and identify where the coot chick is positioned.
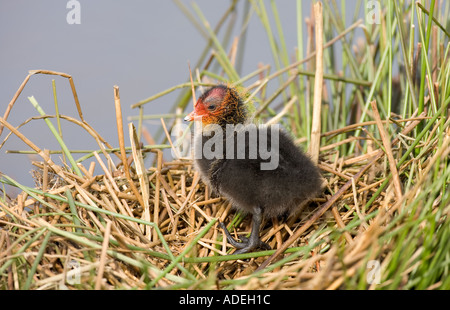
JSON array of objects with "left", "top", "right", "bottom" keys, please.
[{"left": 184, "top": 85, "right": 323, "bottom": 254}]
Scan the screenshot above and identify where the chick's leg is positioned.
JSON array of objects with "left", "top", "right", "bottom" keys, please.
[{"left": 220, "top": 207, "right": 271, "bottom": 254}]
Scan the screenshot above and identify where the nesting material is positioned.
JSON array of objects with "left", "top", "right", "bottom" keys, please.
[{"left": 1, "top": 95, "right": 445, "bottom": 289}]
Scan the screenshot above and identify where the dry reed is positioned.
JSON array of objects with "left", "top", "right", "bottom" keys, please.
[{"left": 1, "top": 0, "right": 449, "bottom": 290}]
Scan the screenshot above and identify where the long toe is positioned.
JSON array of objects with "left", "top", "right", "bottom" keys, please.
[
  {"left": 258, "top": 240, "right": 271, "bottom": 251},
  {"left": 219, "top": 221, "right": 248, "bottom": 249},
  {"left": 232, "top": 239, "right": 271, "bottom": 254},
  {"left": 220, "top": 221, "right": 271, "bottom": 254},
  {"left": 239, "top": 235, "right": 271, "bottom": 250},
  {"left": 232, "top": 243, "right": 257, "bottom": 255}
]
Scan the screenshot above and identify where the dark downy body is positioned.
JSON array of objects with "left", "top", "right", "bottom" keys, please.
[{"left": 185, "top": 85, "right": 323, "bottom": 254}]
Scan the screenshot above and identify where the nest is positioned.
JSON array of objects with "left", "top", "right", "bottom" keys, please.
[{"left": 0, "top": 68, "right": 448, "bottom": 289}]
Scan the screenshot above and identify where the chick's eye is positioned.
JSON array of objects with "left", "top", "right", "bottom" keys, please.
[{"left": 207, "top": 104, "right": 216, "bottom": 111}]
